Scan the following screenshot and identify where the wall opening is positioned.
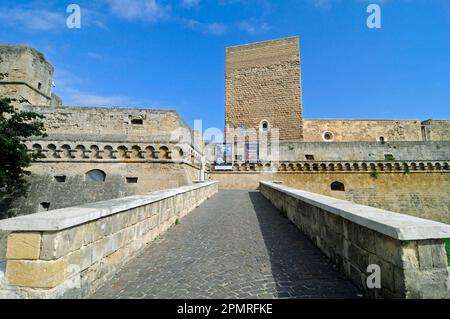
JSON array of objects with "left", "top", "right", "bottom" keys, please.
[
  {"left": 379, "top": 136, "right": 385, "bottom": 143},
  {"left": 54, "top": 175, "right": 67, "bottom": 183},
  {"left": 39, "top": 202, "right": 51, "bottom": 211},
  {"left": 260, "top": 120, "right": 269, "bottom": 132},
  {"left": 330, "top": 181, "right": 345, "bottom": 192},
  {"left": 126, "top": 177, "right": 138, "bottom": 184},
  {"left": 323, "top": 131, "right": 334, "bottom": 142},
  {"left": 86, "top": 169, "right": 106, "bottom": 182},
  {"left": 305, "top": 154, "right": 315, "bottom": 160},
  {"left": 131, "top": 118, "right": 143, "bottom": 125},
  {"left": 384, "top": 154, "right": 395, "bottom": 161},
  {"left": 38, "top": 82, "right": 42, "bottom": 90}
]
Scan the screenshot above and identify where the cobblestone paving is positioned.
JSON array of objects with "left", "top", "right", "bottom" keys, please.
[{"left": 91, "top": 191, "right": 362, "bottom": 299}]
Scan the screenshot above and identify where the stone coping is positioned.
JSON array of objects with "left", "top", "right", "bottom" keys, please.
[
  {"left": 0, "top": 182, "right": 218, "bottom": 232},
  {"left": 261, "top": 181, "right": 450, "bottom": 241}
]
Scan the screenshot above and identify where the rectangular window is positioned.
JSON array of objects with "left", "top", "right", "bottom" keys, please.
[
  {"left": 54, "top": 175, "right": 67, "bottom": 183},
  {"left": 305, "top": 154, "right": 315, "bottom": 160},
  {"left": 131, "top": 119, "right": 143, "bottom": 125},
  {"left": 126, "top": 177, "right": 138, "bottom": 183},
  {"left": 384, "top": 154, "right": 395, "bottom": 161}
]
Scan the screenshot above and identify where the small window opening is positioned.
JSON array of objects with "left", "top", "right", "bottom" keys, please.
[
  {"left": 38, "top": 82, "right": 42, "bottom": 90},
  {"left": 54, "top": 175, "right": 67, "bottom": 183},
  {"left": 323, "top": 131, "right": 334, "bottom": 141},
  {"left": 331, "top": 181, "right": 345, "bottom": 192},
  {"left": 40, "top": 202, "right": 51, "bottom": 211},
  {"left": 305, "top": 154, "right": 315, "bottom": 160},
  {"left": 126, "top": 177, "right": 138, "bottom": 184},
  {"left": 86, "top": 169, "right": 106, "bottom": 182},
  {"left": 261, "top": 121, "right": 269, "bottom": 132},
  {"left": 131, "top": 118, "right": 143, "bottom": 125},
  {"left": 379, "top": 136, "right": 385, "bottom": 143},
  {"left": 384, "top": 154, "right": 395, "bottom": 161}
]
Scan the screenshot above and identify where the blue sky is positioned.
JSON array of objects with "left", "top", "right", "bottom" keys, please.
[{"left": 0, "top": 0, "right": 449, "bottom": 130}]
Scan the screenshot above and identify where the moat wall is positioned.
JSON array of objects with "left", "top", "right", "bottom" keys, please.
[
  {"left": 211, "top": 172, "right": 450, "bottom": 225},
  {"left": 2, "top": 162, "right": 201, "bottom": 219}
]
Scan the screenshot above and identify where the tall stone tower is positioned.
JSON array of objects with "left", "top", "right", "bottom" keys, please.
[
  {"left": 225, "top": 37, "right": 303, "bottom": 141},
  {"left": 0, "top": 45, "right": 59, "bottom": 107}
]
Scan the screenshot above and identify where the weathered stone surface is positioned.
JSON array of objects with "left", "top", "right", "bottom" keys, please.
[
  {"left": 6, "top": 259, "right": 65, "bottom": 288},
  {"left": 0, "top": 231, "right": 8, "bottom": 259},
  {"left": 260, "top": 182, "right": 450, "bottom": 299},
  {"left": 303, "top": 119, "right": 422, "bottom": 142},
  {"left": 0, "top": 182, "right": 218, "bottom": 232},
  {"left": 225, "top": 37, "right": 303, "bottom": 142},
  {"left": 0, "top": 45, "right": 54, "bottom": 107},
  {"left": 399, "top": 242, "right": 419, "bottom": 270},
  {"left": 0, "top": 182, "right": 218, "bottom": 298},
  {"left": 6, "top": 232, "right": 41, "bottom": 260},
  {"left": 260, "top": 182, "right": 450, "bottom": 241},
  {"left": 403, "top": 268, "right": 450, "bottom": 299}
]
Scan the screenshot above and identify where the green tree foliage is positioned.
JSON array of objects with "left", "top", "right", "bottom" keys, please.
[{"left": 0, "top": 98, "right": 47, "bottom": 200}]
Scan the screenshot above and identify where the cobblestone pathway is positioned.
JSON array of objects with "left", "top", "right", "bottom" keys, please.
[{"left": 91, "top": 190, "right": 362, "bottom": 299}]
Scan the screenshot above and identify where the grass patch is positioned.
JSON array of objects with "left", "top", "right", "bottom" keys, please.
[
  {"left": 445, "top": 239, "right": 450, "bottom": 265},
  {"left": 370, "top": 171, "right": 379, "bottom": 179},
  {"left": 175, "top": 218, "right": 181, "bottom": 225}
]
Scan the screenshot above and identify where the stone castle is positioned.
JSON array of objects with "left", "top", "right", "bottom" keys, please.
[
  {"left": 0, "top": 37, "right": 449, "bottom": 224},
  {"left": 0, "top": 37, "right": 450, "bottom": 300}
]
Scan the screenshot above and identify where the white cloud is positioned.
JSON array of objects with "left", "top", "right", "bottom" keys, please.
[
  {"left": 107, "top": 0, "right": 171, "bottom": 23},
  {"left": 181, "top": 0, "right": 200, "bottom": 8},
  {"left": 206, "top": 23, "right": 227, "bottom": 35},
  {"left": 0, "top": 4, "right": 108, "bottom": 32},
  {"left": 311, "top": 0, "right": 387, "bottom": 9},
  {"left": 183, "top": 19, "right": 228, "bottom": 35},
  {"left": 62, "top": 88, "right": 139, "bottom": 106},
  {"left": 310, "top": 0, "right": 335, "bottom": 9},
  {"left": 52, "top": 68, "right": 135, "bottom": 106},
  {"left": 0, "top": 7, "right": 66, "bottom": 32},
  {"left": 237, "top": 20, "right": 270, "bottom": 35}
]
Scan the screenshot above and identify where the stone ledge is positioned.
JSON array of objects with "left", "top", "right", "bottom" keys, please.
[
  {"left": 261, "top": 182, "right": 450, "bottom": 241},
  {"left": 0, "top": 182, "right": 218, "bottom": 232}
]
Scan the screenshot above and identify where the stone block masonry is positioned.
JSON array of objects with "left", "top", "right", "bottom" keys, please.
[
  {"left": 260, "top": 181, "right": 450, "bottom": 299},
  {"left": 0, "top": 45, "right": 54, "bottom": 106},
  {"left": 0, "top": 182, "right": 218, "bottom": 298},
  {"left": 225, "top": 37, "right": 303, "bottom": 141}
]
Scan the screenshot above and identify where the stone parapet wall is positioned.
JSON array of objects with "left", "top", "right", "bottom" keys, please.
[
  {"left": 26, "top": 140, "right": 203, "bottom": 164},
  {"left": 0, "top": 182, "right": 218, "bottom": 298},
  {"left": 211, "top": 172, "right": 450, "bottom": 225},
  {"left": 221, "top": 160, "right": 449, "bottom": 173},
  {"left": 303, "top": 119, "right": 423, "bottom": 142},
  {"left": 276, "top": 141, "right": 450, "bottom": 162},
  {"left": 422, "top": 120, "right": 450, "bottom": 141},
  {"left": 260, "top": 182, "right": 450, "bottom": 299},
  {"left": 18, "top": 105, "right": 197, "bottom": 146}
]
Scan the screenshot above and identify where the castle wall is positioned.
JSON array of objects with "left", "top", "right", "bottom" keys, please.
[
  {"left": 0, "top": 105, "right": 205, "bottom": 219},
  {"left": 303, "top": 119, "right": 422, "bottom": 142},
  {"left": 210, "top": 172, "right": 450, "bottom": 224},
  {"left": 0, "top": 45, "right": 53, "bottom": 106},
  {"left": 225, "top": 37, "right": 303, "bottom": 141},
  {"left": 2, "top": 161, "right": 201, "bottom": 219},
  {"left": 21, "top": 105, "right": 195, "bottom": 144},
  {"left": 421, "top": 120, "right": 450, "bottom": 141},
  {"left": 277, "top": 141, "right": 450, "bottom": 161}
]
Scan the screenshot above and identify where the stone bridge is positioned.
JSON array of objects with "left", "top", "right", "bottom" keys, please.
[{"left": 0, "top": 182, "right": 449, "bottom": 299}]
